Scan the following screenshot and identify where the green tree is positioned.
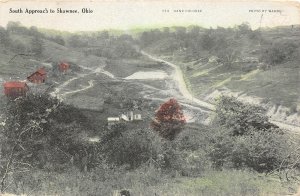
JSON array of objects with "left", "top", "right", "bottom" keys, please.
[
  {"left": 0, "top": 26, "right": 10, "bottom": 47},
  {"left": 30, "top": 36, "right": 44, "bottom": 56},
  {"left": 214, "top": 96, "right": 278, "bottom": 136}
]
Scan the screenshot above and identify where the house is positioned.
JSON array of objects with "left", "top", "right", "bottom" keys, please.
[
  {"left": 107, "top": 111, "right": 142, "bottom": 126},
  {"left": 107, "top": 117, "right": 120, "bottom": 126},
  {"left": 58, "top": 62, "right": 70, "bottom": 72},
  {"left": 3, "top": 81, "right": 29, "bottom": 98},
  {"left": 27, "top": 67, "right": 47, "bottom": 84},
  {"left": 121, "top": 111, "right": 142, "bottom": 122}
]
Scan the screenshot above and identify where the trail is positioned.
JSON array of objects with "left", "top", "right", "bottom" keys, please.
[
  {"left": 140, "top": 51, "right": 300, "bottom": 133},
  {"left": 79, "top": 65, "right": 115, "bottom": 78},
  {"left": 49, "top": 76, "right": 81, "bottom": 98},
  {"left": 50, "top": 64, "right": 114, "bottom": 99},
  {"left": 141, "top": 51, "right": 215, "bottom": 111},
  {"left": 60, "top": 80, "right": 94, "bottom": 98}
]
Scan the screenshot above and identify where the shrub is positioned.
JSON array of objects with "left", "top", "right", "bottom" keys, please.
[
  {"left": 0, "top": 94, "right": 96, "bottom": 172},
  {"left": 214, "top": 96, "right": 278, "bottom": 136},
  {"left": 208, "top": 127, "right": 291, "bottom": 172},
  {"left": 260, "top": 41, "right": 297, "bottom": 65},
  {"left": 209, "top": 96, "right": 293, "bottom": 172},
  {"left": 232, "top": 128, "right": 290, "bottom": 172},
  {"left": 101, "top": 125, "right": 163, "bottom": 169},
  {"left": 10, "top": 39, "right": 26, "bottom": 53}
]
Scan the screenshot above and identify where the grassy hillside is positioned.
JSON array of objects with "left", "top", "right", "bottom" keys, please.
[{"left": 141, "top": 25, "right": 300, "bottom": 114}]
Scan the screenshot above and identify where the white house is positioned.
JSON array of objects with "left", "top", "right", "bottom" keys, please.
[
  {"left": 107, "top": 117, "right": 120, "bottom": 126},
  {"left": 107, "top": 111, "right": 142, "bottom": 126}
]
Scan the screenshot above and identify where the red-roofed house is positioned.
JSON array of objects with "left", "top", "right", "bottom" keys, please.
[
  {"left": 58, "top": 62, "right": 70, "bottom": 72},
  {"left": 3, "top": 81, "right": 29, "bottom": 97},
  {"left": 27, "top": 67, "right": 47, "bottom": 84}
]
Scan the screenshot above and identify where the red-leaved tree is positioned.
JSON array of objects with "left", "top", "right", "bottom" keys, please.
[{"left": 151, "top": 98, "right": 186, "bottom": 140}]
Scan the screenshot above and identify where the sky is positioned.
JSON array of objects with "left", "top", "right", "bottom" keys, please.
[{"left": 0, "top": 0, "right": 299, "bottom": 32}]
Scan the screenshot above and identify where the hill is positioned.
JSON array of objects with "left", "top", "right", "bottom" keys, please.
[{"left": 140, "top": 24, "right": 300, "bottom": 127}]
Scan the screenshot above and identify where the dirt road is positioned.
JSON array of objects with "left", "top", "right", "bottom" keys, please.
[{"left": 140, "top": 51, "right": 300, "bottom": 133}]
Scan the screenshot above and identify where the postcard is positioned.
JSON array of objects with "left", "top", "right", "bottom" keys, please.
[{"left": 0, "top": 0, "right": 299, "bottom": 195}]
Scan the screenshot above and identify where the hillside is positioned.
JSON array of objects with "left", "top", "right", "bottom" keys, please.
[
  {"left": 1, "top": 23, "right": 300, "bottom": 195},
  {"left": 140, "top": 25, "right": 300, "bottom": 127}
]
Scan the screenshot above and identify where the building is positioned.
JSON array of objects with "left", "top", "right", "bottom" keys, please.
[
  {"left": 27, "top": 67, "right": 47, "bottom": 84},
  {"left": 107, "top": 111, "right": 142, "bottom": 126},
  {"left": 107, "top": 117, "right": 120, "bottom": 126},
  {"left": 58, "top": 62, "right": 70, "bottom": 72},
  {"left": 3, "top": 81, "right": 29, "bottom": 98}
]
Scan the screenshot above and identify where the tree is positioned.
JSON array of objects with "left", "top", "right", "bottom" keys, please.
[
  {"left": 101, "top": 125, "right": 162, "bottom": 169},
  {"left": 0, "top": 94, "right": 96, "bottom": 177},
  {"left": 30, "top": 36, "right": 44, "bottom": 56},
  {"left": 0, "top": 26, "right": 10, "bottom": 47},
  {"left": 10, "top": 39, "right": 27, "bottom": 53},
  {"left": 214, "top": 96, "right": 278, "bottom": 136},
  {"left": 208, "top": 96, "right": 294, "bottom": 172},
  {"left": 53, "top": 35, "right": 65, "bottom": 46},
  {"left": 260, "top": 41, "right": 297, "bottom": 65},
  {"left": 151, "top": 98, "right": 186, "bottom": 140}
]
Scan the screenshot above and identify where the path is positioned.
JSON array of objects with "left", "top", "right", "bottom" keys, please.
[
  {"left": 140, "top": 51, "right": 300, "bottom": 133},
  {"left": 141, "top": 51, "right": 215, "bottom": 111}
]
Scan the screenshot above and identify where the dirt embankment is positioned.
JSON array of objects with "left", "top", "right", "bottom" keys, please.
[{"left": 141, "top": 51, "right": 300, "bottom": 133}]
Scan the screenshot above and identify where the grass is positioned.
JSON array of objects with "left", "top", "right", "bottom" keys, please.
[
  {"left": 148, "top": 170, "right": 296, "bottom": 196},
  {"left": 104, "top": 57, "right": 168, "bottom": 78},
  {"left": 4, "top": 168, "right": 298, "bottom": 196},
  {"left": 143, "top": 26, "right": 300, "bottom": 111}
]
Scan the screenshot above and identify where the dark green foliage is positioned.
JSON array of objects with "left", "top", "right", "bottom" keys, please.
[
  {"left": 101, "top": 125, "right": 162, "bottom": 169},
  {"left": 30, "top": 36, "right": 44, "bottom": 56},
  {"left": 208, "top": 96, "right": 292, "bottom": 172},
  {"left": 0, "top": 26, "right": 10, "bottom": 47},
  {"left": 48, "top": 35, "right": 65, "bottom": 46},
  {"left": 260, "top": 41, "right": 298, "bottom": 65},
  {"left": 208, "top": 127, "right": 291, "bottom": 172},
  {"left": 10, "top": 39, "right": 26, "bottom": 53},
  {"left": 215, "top": 96, "right": 278, "bottom": 136},
  {"left": 67, "top": 35, "right": 88, "bottom": 48},
  {"left": 0, "top": 94, "right": 96, "bottom": 171}
]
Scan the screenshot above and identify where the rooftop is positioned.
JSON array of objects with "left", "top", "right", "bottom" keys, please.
[{"left": 3, "top": 81, "right": 27, "bottom": 88}]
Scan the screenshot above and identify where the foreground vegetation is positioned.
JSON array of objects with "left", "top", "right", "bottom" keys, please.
[{"left": 0, "top": 94, "right": 299, "bottom": 195}]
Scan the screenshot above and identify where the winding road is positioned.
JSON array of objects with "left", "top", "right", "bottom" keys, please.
[
  {"left": 141, "top": 51, "right": 215, "bottom": 111},
  {"left": 47, "top": 50, "right": 300, "bottom": 133},
  {"left": 140, "top": 50, "right": 300, "bottom": 134}
]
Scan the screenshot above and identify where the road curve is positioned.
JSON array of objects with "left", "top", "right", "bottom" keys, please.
[
  {"left": 141, "top": 50, "right": 300, "bottom": 133},
  {"left": 141, "top": 51, "right": 215, "bottom": 111}
]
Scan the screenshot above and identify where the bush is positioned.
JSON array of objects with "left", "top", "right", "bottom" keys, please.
[
  {"left": 214, "top": 96, "right": 278, "bottom": 136},
  {"left": 0, "top": 94, "right": 96, "bottom": 172},
  {"left": 208, "top": 96, "right": 293, "bottom": 172},
  {"left": 208, "top": 127, "right": 291, "bottom": 172},
  {"left": 260, "top": 41, "right": 297, "bottom": 65},
  {"left": 10, "top": 39, "right": 27, "bottom": 53},
  {"left": 101, "top": 125, "right": 163, "bottom": 169}
]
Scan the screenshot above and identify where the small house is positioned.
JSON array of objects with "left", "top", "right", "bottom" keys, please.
[
  {"left": 107, "top": 111, "right": 142, "bottom": 126},
  {"left": 58, "top": 62, "right": 70, "bottom": 72},
  {"left": 3, "top": 81, "right": 29, "bottom": 98},
  {"left": 107, "top": 117, "right": 120, "bottom": 126},
  {"left": 125, "top": 111, "right": 142, "bottom": 121},
  {"left": 27, "top": 67, "right": 47, "bottom": 84}
]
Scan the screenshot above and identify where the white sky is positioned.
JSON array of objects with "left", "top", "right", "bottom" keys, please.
[{"left": 0, "top": 0, "right": 299, "bottom": 32}]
